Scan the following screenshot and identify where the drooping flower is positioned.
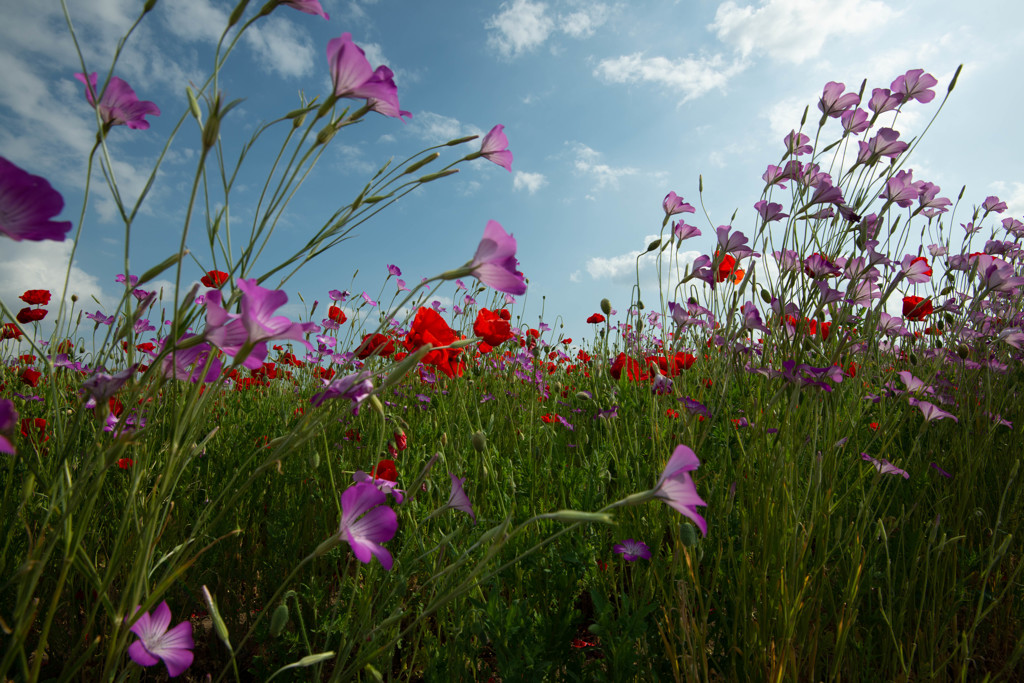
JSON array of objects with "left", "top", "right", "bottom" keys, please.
[
  {"left": 326, "top": 33, "right": 403, "bottom": 119},
  {"left": 19, "top": 290, "right": 51, "bottom": 305},
  {"left": 16, "top": 308, "right": 47, "bottom": 324},
  {"left": 339, "top": 481, "right": 398, "bottom": 569},
  {"left": 446, "top": 220, "right": 527, "bottom": 295},
  {"left": 868, "top": 87, "right": 902, "bottom": 115},
  {"left": 861, "top": 453, "right": 909, "bottom": 479},
  {"left": 200, "top": 270, "right": 229, "bottom": 288},
  {"left": 74, "top": 73, "right": 160, "bottom": 130},
  {"left": 0, "top": 157, "right": 74, "bottom": 242},
  {"left": 127, "top": 601, "right": 194, "bottom": 677},
  {"left": 479, "top": 125, "right": 513, "bottom": 172},
  {"left": 662, "top": 191, "right": 695, "bottom": 217},
  {"left": 613, "top": 538, "right": 651, "bottom": 562},
  {"left": 281, "top": 0, "right": 329, "bottom": 19},
  {"left": 652, "top": 445, "right": 707, "bottom": 536},
  {"left": 446, "top": 473, "right": 476, "bottom": 522}
]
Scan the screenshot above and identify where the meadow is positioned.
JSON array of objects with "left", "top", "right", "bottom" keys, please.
[{"left": 1, "top": 1, "right": 1023, "bottom": 681}]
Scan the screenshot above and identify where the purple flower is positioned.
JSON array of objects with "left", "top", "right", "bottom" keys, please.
[
  {"left": 673, "top": 220, "right": 701, "bottom": 241},
  {"left": 82, "top": 365, "right": 136, "bottom": 403},
  {"left": 339, "top": 481, "right": 398, "bottom": 569},
  {"left": 361, "top": 292, "right": 377, "bottom": 307},
  {"left": 663, "top": 191, "right": 695, "bottom": 217},
  {"left": 930, "top": 462, "right": 953, "bottom": 479},
  {"left": 754, "top": 200, "right": 788, "bottom": 224},
  {"left": 880, "top": 170, "right": 922, "bottom": 208},
  {"left": 982, "top": 196, "right": 1008, "bottom": 213},
  {"left": 740, "top": 301, "right": 768, "bottom": 333},
  {"left": 311, "top": 371, "right": 374, "bottom": 413},
  {"left": 868, "top": 88, "right": 901, "bottom": 115},
  {"left": 327, "top": 33, "right": 403, "bottom": 119},
  {"left": 74, "top": 73, "right": 160, "bottom": 130},
  {"left": 281, "top": 0, "right": 329, "bottom": 19},
  {"left": 653, "top": 445, "right": 707, "bottom": 536},
  {"left": 612, "top": 538, "right": 651, "bottom": 562},
  {"left": 0, "top": 399, "right": 17, "bottom": 455},
  {"left": 841, "top": 107, "right": 870, "bottom": 134},
  {"left": 784, "top": 130, "right": 812, "bottom": 156},
  {"left": 447, "top": 473, "right": 476, "bottom": 522},
  {"left": 857, "top": 128, "right": 908, "bottom": 165},
  {"left": 460, "top": 220, "right": 527, "bottom": 295},
  {"left": 479, "top": 125, "right": 513, "bottom": 172},
  {"left": 891, "top": 69, "right": 938, "bottom": 104},
  {"left": 908, "top": 397, "right": 958, "bottom": 423},
  {"left": 86, "top": 310, "right": 116, "bottom": 325},
  {"left": 160, "top": 339, "right": 222, "bottom": 383},
  {"left": 387, "top": 263, "right": 402, "bottom": 277},
  {"left": 818, "top": 81, "right": 860, "bottom": 118},
  {"left": 861, "top": 453, "right": 909, "bottom": 479},
  {"left": 127, "top": 602, "right": 194, "bottom": 677},
  {"left": 329, "top": 289, "right": 349, "bottom": 302},
  {"left": 0, "top": 157, "right": 73, "bottom": 242}
]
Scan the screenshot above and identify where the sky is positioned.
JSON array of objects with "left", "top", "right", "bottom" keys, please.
[{"left": 2, "top": 0, "right": 1023, "bottom": 348}]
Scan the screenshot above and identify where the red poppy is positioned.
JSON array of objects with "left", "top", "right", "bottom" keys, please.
[
  {"left": 587, "top": 313, "right": 605, "bottom": 324},
  {"left": 20, "top": 417, "right": 48, "bottom": 442},
  {"left": 902, "top": 296, "right": 933, "bottom": 321},
  {"left": 278, "top": 351, "right": 304, "bottom": 367},
  {"left": 20, "top": 368, "right": 42, "bottom": 387},
  {"left": 55, "top": 339, "right": 73, "bottom": 354},
  {"left": 473, "top": 308, "right": 513, "bottom": 347},
  {"left": 117, "top": 458, "right": 134, "bottom": 469},
  {"left": 109, "top": 397, "right": 125, "bottom": 417},
  {"left": 328, "top": 305, "right": 347, "bottom": 324},
  {"left": 201, "top": 270, "right": 230, "bottom": 288},
  {"left": 20, "top": 289, "right": 51, "bottom": 305},
  {"left": 2, "top": 322, "right": 24, "bottom": 340},
  {"left": 666, "top": 408, "right": 679, "bottom": 418},
  {"left": 609, "top": 353, "right": 648, "bottom": 381},
  {"left": 393, "top": 430, "right": 408, "bottom": 452},
  {"left": 715, "top": 252, "right": 744, "bottom": 283},
  {"left": 317, "top": 366, "right": 336, "bottom": 381},
  {"left": 16, "top": 307, "right": 47, "bottom": 324},
  {"left": 135, "top": 342, "right": 156, "bottom": 353},
  {"left": 404, "top": 307, "right": 464, "bottom": 377},
  {"left": 357, "top": 333, "right": 396, "bottom": 359},
  {"left": 19, "top": 354, "right": 37, "bottom": 364},
  {"left": 371, "top": 458, "right": 397, "bottom": 482}
]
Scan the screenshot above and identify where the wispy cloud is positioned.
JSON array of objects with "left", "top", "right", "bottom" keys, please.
[
  {"left": 514, "top": 171, "right": 548, "bottom": 194},
  {"left": 594, "top": 52, "right": 746, "bottom": 103},
  {"left": 569, "top": 142, "right": 637, "bottom": 196},
  {"left": 486, "top": 0, "right": 609, "bottom": 58}
]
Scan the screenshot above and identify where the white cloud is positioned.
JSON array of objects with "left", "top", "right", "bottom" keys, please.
[
  {"left": 409, "top": 112, "right": 473, "bottom": 144},
  {"left": 711, "top": 0, "right": 900, "bottom": 65},
  {"left": 559, "top": 5, "right": 609, "bottom": 38},
  {"left": 989, "top": 181, "right": 1024, "bottom": 218},
  {"left": 514, "top": 171, "right": 548, "bottom": 194},
  {"left": 594, "top": 52, "right": 746, "bottom": 102},
  {"left": 161, "top": 0, "right": 227, "bottom": 44},
  {"left": 569, "top": 142, "right": 637, "bottom": 191},
  {"left": 569, "top": 269, "right": 582, "bottom": 283},
  {"left": 486, "top": 0, "right": 554, "bottom": 58},
  {"left": 244, "top": 18, "right": 315, "bottom": 79}
]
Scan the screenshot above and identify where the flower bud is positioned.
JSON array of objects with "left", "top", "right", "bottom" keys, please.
[
  {"left": 186, "top": 86, "right": 202, "bottom": 124},
  {"left": 540, "top": 510, "right": 615, "bottom": 525},
  {"left": 440, "top": 432, "right": 448, "bottom": 447},
  {"left": 403, "top": 152, "right": 441, "bottom": 175},
  {"left": 600, "top": 298, "right": 612, "bottom": 315},
  {"left": 269, "top": 603, "right": 289, "bottom": 637},
  {"left": 644, "top": 239, "right": 662, "bottom": 253},
  {"left": 471, "top": 430, "right": 486, "bottom": 453},
  {"left": 316, "top": 122, "right": 339, "bottom": 146},
  {"left": 956, "top": 344, "right": 969, "bottom": 359},
  {"left": 760, "top": 289, "right": 772, "bottom": 305},
  {"left": 680, "top": 522, "right": 698, "bottom": 546}
]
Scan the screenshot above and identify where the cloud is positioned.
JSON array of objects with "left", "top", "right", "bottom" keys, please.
[
  {"left": 989, "top": 181, "right": 1024, "bottom": 218},
  {"left": 584, "top": 237, "right": 701, "bottom": 289},
  {"left": 486, "top": 0, "right": 554, "bottom": 58},
  {"left": 408, "top": 112, "right": 476, "bottom": 144},
  {"left": 593, "top": 52, "right": 746, "bottom": 102},
  {"left": 711, "top": 0, "right": 899, "bottom": 65},
  {"left": 514, "top": 171, "right": 548, "bottom": 194},
  {"left": 244, "top": 17, "right": 315, "bottom": 79},
  {"left": 559, "top": 5, "right": 609, "bottom": 38},
  {"left": 569, "top": 142, "right": 637, "bottom": 192}
]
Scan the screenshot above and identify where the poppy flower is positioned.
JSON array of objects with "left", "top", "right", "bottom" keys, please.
[
  {"left": 357, "top": 333, "right": 395, "bottom": 359},
  {"left": 19, "top": 368, "right": 42, "bottom": 387},
  {"left": 20, "top": 417, "right": 48, "bottom": 442},
  {"left": 587, "top": 313, "right": 606, "bottom": 324},
  {"left": 473, "top": 308, "right": 513, "bottom": 347},
  {"left": 2, "top": 322, "right": 24, "bottom": 340},
  {"left": 371, "top": 458, "right": 398, "bottom": 482},
  {"left": 19, "top": 289, "right": 51, "bottom": 305},
  {"left": 328, "top": 305, "right": 347, "bottom": 324},
  {"left": 902, "top": 296, "right": 933, "bottom": 321},
  {"left": 609, "top": 353, "right": 648, "bottom": 381},
  {"left": 16, "top": 307, "right": 47, "bottom": 324},
  {"left": 715, "top": 253, "right": 743, "bottom": 283},
  {"left": 200, "top": 270, "right": 229, "bottom": 288},
  {"left": 405, "top": 307, "right": 464, "bottom": 377}
]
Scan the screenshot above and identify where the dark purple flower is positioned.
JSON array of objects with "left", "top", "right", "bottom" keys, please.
[
  {"left": 613, "top": 538, "right": 651, "bottom": 561},
  {"left": 840, "top": 108, "right": 870, "bottom": 134},
  {"left": 386, "top": 263, "right": 402, "bottom": 277},
  {"left": 74, "top": 73, "right": 160, "bottom": 130},
  {"left": 127, "top": 602, "right": 194, "bottom": 677},
  {"left": 754, "top": 200, "right": 788, "bottom": 223},
  {"left": 339, "top": 481, "right": 398, "bottom": 569},
  {"left": 891, "top": 69, "right": 938, "bottom": 104},
  {"left": 0, "top": 157, "right": 73, "bottom": 242},
  {"left": 311, "top": 371, "right": 374, "bottom": 413},
  {"left": 479, "top": 125, "right": 513, "bottom": 172},
  {"left": 818, "top": 81, "right": 860, "bottom": 118},
  {"left": 0, "top": 399, "right": 17, "bottom": 455},
  {"left": 982, "top": 196, "right": 1007, "bottom": 213},
  {"left": 930, "top": 462, "right": 953, "bottom": 479}
]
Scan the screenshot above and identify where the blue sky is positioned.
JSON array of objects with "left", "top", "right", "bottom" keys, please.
[{"left": 2, "top": 0, "right": 1022, "bottom": 346}]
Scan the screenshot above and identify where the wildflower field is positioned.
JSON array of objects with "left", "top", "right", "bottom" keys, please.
[{"left": 1, "top": 2, "right": 1023, "bottom": 681}]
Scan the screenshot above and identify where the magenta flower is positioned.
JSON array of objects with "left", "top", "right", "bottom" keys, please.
[
  {"left": 840, "top": 108, "right": 870, "bottom": 134},
  {"left": 754, "top": 200, "right": 788, "bottom": 224},
  {"left": 326, "top": 33, "right": 403, "bottom": 119},
  {"left": 0, "top": 399, "right": 17, "bottom": 455},
  {"left": 868, "top": 87, "right": 901, "bottom": 115},
  {"left": 339, "top": 481, "right": 398, "bottom": 569},
  {"left": 159, "top": 340, "right": 222, "bottom": 383},
  {"left": 857, "top": 128, "right": 908, "bottom": 165},
  {"left": 653, "top": 445, "right": 707, "bottom": 536},
  {"left": 310, "top": 371, "right": 374, "bottom": 413},
  {"left": 861, "top": 453, "right": 909, "bottom": 479},
  {"left": 479, "top": 125, "right": 513, "bottom": 172},
  {"left": 891, "top": 69, "right": 938, "bottom": 104},
  {"left": 74, "top": 73, "right": 160, "bottom": 130},
  {"left": 613, "top": 538, "right": 651, "bottom": 562},
  {"left": 454, "top": 220, "right": 527, "bottom": 295},
  {"left": 673, "top": 220, "right": 701, "bottom": 241},
  {"left": 127, "top": 602, "right": 194, "bottom": 677},
  {"left": 0, "top": 157, "right": 73, "bottom": 242},
  {"left": 784, "top": 130, "right": 812, "bottom": 156},
  {"left": 908, "top": 397, "right": 958, "bottom": 423},
  {"left": 740, "top": 301, "right": 768, "bottom": 334},
  {"left": 662, "top": 191, "right": 695, "bottom": 217},
  {"left": 281, "top": 0, "right": 329, "bottom": 19},
  {"left": 982, "top": 196, "right": 1008, "bottom": 213},
  {"left": 386, "top": 263, "right": 402, "bottom": 277},
  {"left": 446, "top": 473, "right": 476, "bottom": 522},
  {"left": 818, "top": 81, "right": 860, "bottom": 118}
]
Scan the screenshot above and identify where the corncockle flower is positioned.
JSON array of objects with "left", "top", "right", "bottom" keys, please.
[
  {"left": 87, "top": 310, "right": 116, "bottom": 325},
  {"left": 868, "top": 87, "right": 901, "bottom": 115},
  {"left": 116, "top": 274, "right": 139, "bottom": 286},
  {"left": 1002, "top": 217, "right": 1024, "bottom": 237},
  {"left": 311, "top": 371, "right": 373, "bottom": 413},
  {"left": 329, "top": 289, "right": 349, "bottom": 302},
  {"left": 75, "top": 73, "right": 160, "bottom": 131},
  {"left": 687, "top": 255, "right": 716, "bottom": 288},
  {"left": 917, "top": 182, "right": 950, "bottom": 212},
  {"left": 613, "top": 538, "right": 651, "bottom": 561},
  {"left": 0, "top": 157, "right": 74, "bottom": 242},
  {"left": 803, "top": 253, "right": 840, "bottom": 279},
  {"left": 663, "top": 191, "right": 695, "bottom": 217},
  {"left": 983, "top": 196, "right": 1007, "bottom": 213},
  {"left": 387, "top": 264, "right": 402, "bottom": 277},
  {"left": 673, "top": 220, "right": 701, "bottom": 241},
  {"left": 908, "top": 397, "right": 958, "bottom": 422},
  {"left": 841, "top": 107, "right": 870, "bottom": 134},
  {"left": 281, "top": 0, "right": 329, "bottom": 19},
  {"left": 754, "top": 200, "right": 788, "bottom": 223},
  {"left": 127, "top": 601, "right": 194, "bottom": 677},
  {"left": 927, "top": 244, "right": 948, "bottom": 258},
  {"left": 442, "top": 220, "right": 527, "bottom": 295},
  {"left": 891, "top": 69, "right": 938, "bottom": 104},
  {"left": 478, "top": 125, "right": 513, "bottom": 172},
  {"left": 327, "top": 33, "right": 402, "bottom": 118},
  {"left": 82, "top": 365, "right": 136, "bottom": 403},
  {"left": 762, "top": 160, "right": 802, "bottom": 189},
  {"left": 446, "top": 473, "right": 476, "bottom": 522},
  {"left": 897, "top": 370, "right": 932, "bottom": 395},
  {"left": 881, "top": 170, "right": 922, "bottom": 208},
  {"left": 679, "top": 396, "right": 710, "bottom": 418},
  {"left": 930, "top": 462, "right": 953, "bottom": 478},
  {"left": 0, "top": 399, "right": 17, "bottom": 455},
  {"left": 806, "top": 182, "right": 845, "bottom": 207},
  {"left": 784, "top": 130, "right": 812, "bottom": 156},
  {"left": 716, "top": 225, "right": 756, "bottom": 258},
  {"left": 134, "top": 318, "right": 156, "bottom": 334},
  {"left": 160, "top": 340, "right": 222, "bottom": 383},
  {"left": 857, "top": 128, "right": 908, "bottom": 165},
  {"left": 900, "top": 254, "right": 933, "bottom": 283},
  {"left": 397, "top": 279, "right": 410, "bottom": 292},
  {"left": 815, "top": 280, "right": 845, "bottom": 305},
  {"left": 652, "top": 372, "right": 673, "bottom": 395},
  {"left": 360, "top": 292, "right": 377, "bottom": 307},
  {"left": 818, "top": 81, "right": 860, "bottom": 118},
  {"left": 847, "top": 279, "right": 880, "bottom": 308},
  {"left": 980, "top": 262, "right": 1024, "bottom": 293},
  {"left": 998, "top": 328, "right": 1024, "bottom": 349},
  {"left": 861, "top": 453, "right": 909, "bottom": 479},
  {"left": 353, "top": 470, "right": 405, "bottom": 504},
  {"left": 653, "top": 445, "right": 707, "bottom": 536},
  {"left": 741, "top": 302, "right": 769, "bottom": 333},
  {"left": 339, "top": 481, "right": 398, "bottom": 569}
]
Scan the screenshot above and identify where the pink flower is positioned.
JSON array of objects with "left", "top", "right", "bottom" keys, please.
[
  {"left": 613, "top": 538, "right": 651, "bottom": 561},
  {"left": 861, "top": 453, "right": 909, "bottom": 479},
  {"left": 818, "top": 81, "right": 860, "bottom": 118},
  {"left": 662, "top": 191, "right": 695, "bottom": 217},
  {"left": 127, "top": 602, "right": 194, "bottom": 677},
  {"left": 326, "top": 33, "right": 404, "bottom": 119},
  {"left": 653, "top": 445, "right": 707, "bottom": 536},
  {"left": 479, "top": 125, "right": 513, "bottom": 172},
  {"left": 74, "top": 73, "right": 160, "bottom": 130},
  {"left": 339, "top": 481, "right": 398, "bottom": 569},
  {"left": 281, "top": 0, "right": 329, "bottom": 19},
  {"left": 891, "top": 69, "right": 938, "bottom": 104},
  {"left": 0, "top": 157, "right": 73, "bottom": 242},
  {"left": 446, "top": 473, "right": 476, "bottom": 522},
  {"left": 448, "top": 220, "right": 527, "bottom": 295}
]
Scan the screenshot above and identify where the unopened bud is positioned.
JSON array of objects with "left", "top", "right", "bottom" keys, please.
[
  {"left": 403, "top": 152, "right": 441, "bottom": 175},
  {"left": 440, "top": 432, "right": 448, "bottom": 447},
  {"left": 760, "top": 289, "right": 771, "bottom": 304},
  {"left": 316, "top": 122, "right": 339, "bottom": 146},
  {"left": 186, "top": 86, "right": 202, "bottom": 124},
  {"left": 645, "top": 239, "right": 662, "bottom": 253},
  {"left": 600, "top": 298, "right": 612, "bottom": 315},
  {"left": 539, "top": 510, "right": 614, "bottom": 525},
  {"left": 956, "top": 344, "right": 969, "bottom": 359},
  {"left": 471, "top": 430, "right": 487, "bottom": 453},
  {"left": 269, "top": 603, "right": 289, "bottom": 637},
  {"left": 680, "top": 523, "right": 698, "bottom": 546}
]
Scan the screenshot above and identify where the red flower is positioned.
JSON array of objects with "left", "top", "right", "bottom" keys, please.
[
  {"left": 473, "top": 308, "right": 513, "bottom": 347},
  {"left": 117, "top": 458, "right": 134, "bottom": 469},
  {"left": 405, "top": 307, "right": 464, "bottom": 377},
  {"left": 328, "top": 305, "right": 347, "bottom": 324},
  {"left": 371, "top": 458, "right": 397, "bottom": 482},
  {"left": 666, "top": 408, "right": 679, "bottom": 418},
  {"left": 357, "top": 333, "right": 395, "bottom": 359},
  {"left": 16, "top": 307, "right": 47, "bottom": 324},
  {"left": 278, "top": 351, "right": 304, "bottom": 367},
  {"left": 317, "top": 366, "right": 336, "bottom": 381},
  {"left": 109, "top": 397, "right": 125, "bottom": 417},
  {"left": 393, "top": 430, "right": 408, "bottom": 452},
  {"left": 869, "top": 422, "right": 879, "bottom": 430},
  {"left": 20, "top": 289, "right": 51, "bottom": 305},
  {"left": 201, "top": 270, "right": 230, "bottom": 288},
  {"left": 135, "top": 342, "right": 156, "bottom": 353},
  {"left": 2, "top": 323, "right": 24, "bottom": 340},
  {"left": 20, "top": 417, "right": 48, "bottom": 442},
  {"left": 902, "top": 296, "right": 933, "bottom": 321},
  {"left": 20, "top": 368, "right": 42, "bottom": 387},
  {"left": 715, "top": 252, "right": 744, "bottom": 283},
  {"left": 586, "top": 313, "right": 606, "bottom": 324},
  {"left": 19, "top": 354, "right": 37, "bottom": 364},
  {"left": 609, "top": 353, "right": 648, "bottom": 381}
]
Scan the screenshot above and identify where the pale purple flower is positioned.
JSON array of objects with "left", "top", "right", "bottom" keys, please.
[
  {"left": 806, "top": 182, "right": 845, "bottom": 207},
  {"left": 74, "top": 73, "right": 160, "bottom": 130},
  {"left": 891, "top": 69, "right": 938, "bottom": 104},
  {"left": 880, "top": 170, "right": 922, "bottom": 208},
  {"left": 908, "top": 397, "right": 958, "bottom": 422},
  {"left": 82, "top": 365, "right": 136, "bottom": 403},
  {"left": 311, "top": 371, "right": 374, "bottom": 413},
  {"left": 818, "top": 81, "right": 860, "bottom": 118},
  {"left": 754, "top": 200, "right": 788, "bottom": 224},
  {"left": 861, "top": 453, "right": 909, "bottom": 479},
  {"left": 899, "top": 253, "right": 933, "bottom": 283},
  {"left": 397, "top": 279, "right": 410, "bottom": 292},
  {"left": 0, "top": 399, "right": 17, "bottom": 455},
  {"left": 868, "top": 88, "right": 902, "bottom": 115},
  {"left": 160, "top": 339, "right": 222, "bottom": 383},
  {"left": 897, "top": 371, "right": 931, "bottom": 394},
  {"left": 673, "top": 220, "right": 701, "bottom": 241},
  {"left": 0, "top": 157, "right": 73, "bottom": 242},
  {"left": 662, "top": 191, "right": 695, "bottom": 217},
  {"left": 463, "top": 220, "right": 527, "bottom": 295},
  {"left": 339, "top": 481, "right": 398, "bottom": 569},
  {"left": 387, "top": 264, "right": 402, "bottom": 277},
  {"left": 840, "top": 107, "right": 870, "bottom": 134},
  {"left": 87, "top": 310, "right": 116, "bottom": 325},
  {"left": 847, "top": 278, "right": 880, "bottom": 308},
  {"left": 653, "top": 445, "right": 707, "bottom": 536},
  {"left": 1002, "top": 217, "right": 1024, "bottom": 238},
  {"left": 327, "top": 33, "right": 402, "bottom": 118},
  {"left": 857, "top": 128, "right": 908, "bottom": 165},
  {"left": 613, "top": 538, "right": 651, "bottom": 562},
  {"left": 127, "top": 602, "right": 194, "bottom": 677},
  {"left": 116, "top": 274, "right": 139, "bottom": 286},
  {"left": 479, "top": 125, "right": 513, "bottom": 172},
  {"left": 455, "top": 279, "right": 467, "bottom": 291},
  {"left": 329, "top": 289, "right": 349, "bottom": 302},
  {"left": 716, "top": 225, "right": 755, "bottom": 258},
  {"left": 784, "top": 130, "right": 812, "bottom": 156},
  {"left": 740, "top": 301, "right": 768, "bottom": 333},
  {"left": 982, "top": 196, "right": 1007, "bottom": 213},
  {"left": 361, "top": 292, "right": 377, "bottom": 307},
  {"left": 687, "top": 254, "right": 716, "bottom": 287},
  {"left": 762, "top": 160, "right": 802, "bottom": 189},
  {"left": 281, "top": 0, "right": 329, "bottom": 19},
  {"left": 446, "top": 473, "right": 476, "bottom": 522}
]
